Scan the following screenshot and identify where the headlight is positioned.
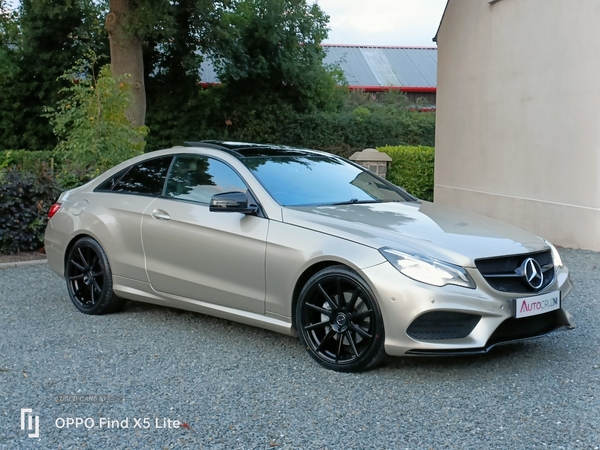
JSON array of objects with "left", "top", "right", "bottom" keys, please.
[
  {"left": 543, "top": 239, "right": 563, "bottom": 269},
  {"left": 380, "top": 247, "right": 476, "bottom": 289}
]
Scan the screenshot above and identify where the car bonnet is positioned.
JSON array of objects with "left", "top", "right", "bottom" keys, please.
[{"left": 282, "top": 201, "right": 548, "bottom": 267}]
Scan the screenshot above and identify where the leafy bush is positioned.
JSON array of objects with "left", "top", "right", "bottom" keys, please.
[
  {"left": 0, "top": 150, "right": 58, "bottom": 174},
  {"left": 277, "top": 110, "right": 436, "bottom": 157},
  {"left": 0, "top": 168, "right": 60, "bottom": 254},
  {"left": 145, "top": 94, "right": 436, "bottom": 156},
  {"left": 44, "top": 53, "right": 147, "bottom": 186},
  {"left": 379, "top": 145, "right": 435, "bottom": 202}
]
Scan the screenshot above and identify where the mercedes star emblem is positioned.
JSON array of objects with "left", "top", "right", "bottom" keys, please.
[{"left": 522, "top": 258, "right": 544, "bottom": 290}]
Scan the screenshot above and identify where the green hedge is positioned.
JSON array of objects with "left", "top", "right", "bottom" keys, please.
[
  {"left": 0, "top": 151, "right": 61, "bottom": 254},
  {"left": 0, "top": 150, "right": 57, "bottom": 173},
  {"left": 379, "top": 145, "right": 435, "bottom": 202},
  {"left": 0, "top": 168, "right": 60, "bottom": 254},
  {"left": 274, "top": 110, "right": 435, "bottom": 158},
  {"left": 146, "top": 105, "right": 436, "bottom": 157}
]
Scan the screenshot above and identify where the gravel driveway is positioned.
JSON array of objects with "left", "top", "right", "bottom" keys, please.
[{"left": 1, "top": 248, "right": 599, "bottom": 449}]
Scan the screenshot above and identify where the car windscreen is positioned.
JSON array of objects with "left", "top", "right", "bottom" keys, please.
[{"left": 242, "top": 155, "right": 415, "bottom": 206}]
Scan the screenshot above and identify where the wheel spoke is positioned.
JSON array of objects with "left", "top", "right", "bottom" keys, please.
[
  {"left": 349, "top": 323, "right": 372, "bottom": 340},
  {"left": 317, "top": 283, "right": 338, "bottom": 309},
  {"left": 77, "top": 248, "right": 89, "bottom": 269},
  {"left": 345, "top": 331, "right": 360, "bottom": 357},
  {"left": 90, "top": 283, "right": 95, "bottom": 304},
  {"left": 69, "top": 274, "right": 85, "bottom": 281},
  {"left": 336, "top": 278, "right": 345, "bottom": 309},
  {"left": 335, "top": 332, "right": 344, "bottom": 362},
  {"left": 349, "top": 309, "right": 373, "bottom": 321},
  {"left": 305, "top": 302, "right": 332, "bottom": 316},
  {"left": 304, "top": 320, "right": 329, "bottom": 331},
  {"left": 92, "top": 279, "right": 102, "bottom": 293},
  {"left": 70, "top": 260, "right": 86, "bottom": 272},
  {"left": 315, "top": 329, "right": 335, "bottom": 353}
]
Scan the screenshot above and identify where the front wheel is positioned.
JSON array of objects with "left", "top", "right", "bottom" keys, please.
[
  {"left": 295, "top": 266, "right": 386, "bottom": 372},
  {"left": 65, "top": 237, "right": 124, "bottom": 315}
]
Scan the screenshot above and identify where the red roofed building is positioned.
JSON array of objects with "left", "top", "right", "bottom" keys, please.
[{"left": 199, "top": 45, "right": 438, "bottom": 106}]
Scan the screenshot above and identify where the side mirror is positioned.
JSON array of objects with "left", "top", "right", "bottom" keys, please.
[{"left": 209, "top": 191, "right": 258, "bottom": 215}]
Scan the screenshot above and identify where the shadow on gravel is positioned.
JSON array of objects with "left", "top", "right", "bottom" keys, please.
[
  {"left": 383, "top": 341, "right": 529, "bottom": 369},
  {"left": 115, "top": 297, "right": 572, "bottom": 376},
  {"left": 379, "top": 336, "right": 574, "bottom": 379},
  {"left": 117, "top": 298, "right": 304, "bottom": 350}
]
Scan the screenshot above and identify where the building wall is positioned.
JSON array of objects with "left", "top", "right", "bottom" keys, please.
[{"left": 435, "top": 0, "right": 600, "bottom": 250}]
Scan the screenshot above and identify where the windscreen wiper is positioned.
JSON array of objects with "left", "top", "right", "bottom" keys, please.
[{"left": 330, "top": 199, "right": 382, "bottom": 206}]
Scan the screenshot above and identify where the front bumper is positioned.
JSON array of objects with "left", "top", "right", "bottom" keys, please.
[{"left": 361, "top": 262, "right": 574, "bottom": 357}]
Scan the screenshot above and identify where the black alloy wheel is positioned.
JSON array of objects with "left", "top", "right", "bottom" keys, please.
[
  {"left": 296, "top": 266, "right": 385, "bottom": 372},
  {"left": 65, "top": 237, "right": 124, "bottom": 315}
]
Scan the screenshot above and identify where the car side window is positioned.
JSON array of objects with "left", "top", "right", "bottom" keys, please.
[
  {"left": 165, "top": 155, "right": 247, "bottom": 204},
  {"left": 112, "top": 156, "right": 173, "bottom": 196},
  {"left": 95, "top": 167, "right": 129, "bottom": 192}
]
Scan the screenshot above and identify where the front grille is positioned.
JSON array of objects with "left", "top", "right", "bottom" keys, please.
[
  {"left": 407, "top": 311, "right": 481, "bottom": 340},
  {"left": 487, "top": 310, "right": 561, "bottom": 346},
  {"left": 475, "top": 250, "right": 555, "bottom": 293}
]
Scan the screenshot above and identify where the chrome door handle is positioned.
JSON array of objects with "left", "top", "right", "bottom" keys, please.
[{"left": 151, "top": 209, "right": 171, "bottom": 221}]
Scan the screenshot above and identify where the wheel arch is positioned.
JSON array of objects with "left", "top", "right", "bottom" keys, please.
[
  {"left": 63, "top": 233, "right": 99, "bottom": 272},
  {"left": 290, "top": 260, "right": 355, "bottom": 332},
  {"left": 291, "top": 261, "right": 387, "bottom": 371}
]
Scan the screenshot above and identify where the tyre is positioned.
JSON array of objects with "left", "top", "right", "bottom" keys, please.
[
  {"left": 64, "top": 237, "right": 124, "bottom": 315},
  {"left": 295, "top": 265, "right": 386, "bottom": 372}
]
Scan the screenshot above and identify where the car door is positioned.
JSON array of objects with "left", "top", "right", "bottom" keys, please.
[
  {"left": 141, "top": 154, "right": 268, "bottom": 314},
  {"left": 92, "top": 155, "right": 173, "bottom": 282}
]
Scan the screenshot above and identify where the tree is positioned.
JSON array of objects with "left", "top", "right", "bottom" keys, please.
[
  {"left": 0, "top": 0, "right": 106, "bottom": 150},
  {"left": 0, "top": 1, "right": 19, "bottom": 85},
  {"left": 105, "top": 0, "right": 216, "bottom": 127},
  {"left": 210, "top": 0, "right": 342, "bottom": 113},
  {"left": 143, "top": 0, "right": 225, "bottom": 147},
  {"left": 106, "top": 0, "right": 339, "bottom": 134},
  {"left": 105, "top": 0, "right": 148, "bottom": 127},
  {"left": 142, "top": 0, "right": 343, "bottom": 149}
]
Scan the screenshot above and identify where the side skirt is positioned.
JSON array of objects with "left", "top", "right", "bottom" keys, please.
[{"left": 113, "top": 276, "right": 295, "bottom": 337}]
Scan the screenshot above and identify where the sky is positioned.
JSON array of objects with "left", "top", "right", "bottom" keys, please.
[
  {"left": 314, "top": 0, "right": 447, "bottom": 47},
  {"left": 3, "top": 0, "right": 446, "bottom": 48}
]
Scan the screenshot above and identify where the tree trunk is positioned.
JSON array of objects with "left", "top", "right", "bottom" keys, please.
[{"left": 105, "top": 0, "right": 146, "bottom": 127}]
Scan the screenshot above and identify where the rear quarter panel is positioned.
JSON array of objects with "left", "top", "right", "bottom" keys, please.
[{"left": 46, "top": 191, "right": 155, "bottom": 282}]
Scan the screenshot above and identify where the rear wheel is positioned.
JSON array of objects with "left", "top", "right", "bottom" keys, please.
[
  {"left": 65, "top": 237, "right": 124, "bottom": 315},
  {"left": 295, "top": 266, "right": 386, "bottom": 372}
]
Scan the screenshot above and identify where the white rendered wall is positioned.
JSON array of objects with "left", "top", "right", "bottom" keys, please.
[{"left": 435, "top": 0, "right": 600, "bottom": 250}]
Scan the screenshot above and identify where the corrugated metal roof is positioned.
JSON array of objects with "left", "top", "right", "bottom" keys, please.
[
  {"left": 323, "top": 45, "right": 437, "bottom": 88},
  {"left": 198, "top": 45, "right": 437, "bottom": 89}
]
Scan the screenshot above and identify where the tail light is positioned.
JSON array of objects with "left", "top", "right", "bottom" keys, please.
[{"left": 48, "top": 203, "right": 62, "bottom": 219}]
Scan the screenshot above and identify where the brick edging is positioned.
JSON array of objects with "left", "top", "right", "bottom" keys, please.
[{"left": 0, "top": 259, "right": 48, "bottom": 270}]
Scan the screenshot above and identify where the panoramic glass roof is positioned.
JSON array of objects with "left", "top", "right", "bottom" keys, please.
[{"left": 184, "top": 140, "right": 322, "bottom": 159}]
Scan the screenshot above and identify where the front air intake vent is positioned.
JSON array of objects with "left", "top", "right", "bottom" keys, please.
[{"left": 407, "top": 311, "right": 481, "bottom": 340}]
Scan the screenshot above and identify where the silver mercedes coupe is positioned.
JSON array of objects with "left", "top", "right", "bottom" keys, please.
[{"left": 44, "top": 141, "right": 574, "bottom": 372}]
